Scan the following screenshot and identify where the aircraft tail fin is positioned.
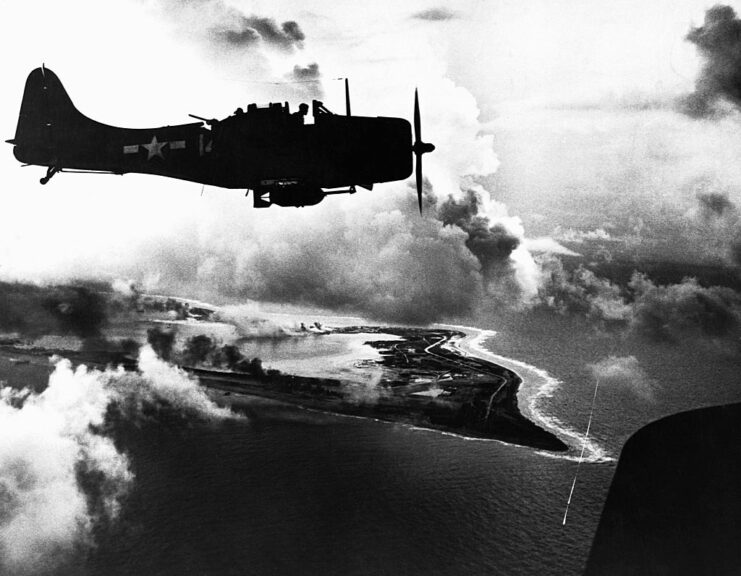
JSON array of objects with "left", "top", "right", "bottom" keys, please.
[{"left": 12, "top": 66, "right": 86, "bottom": 165}]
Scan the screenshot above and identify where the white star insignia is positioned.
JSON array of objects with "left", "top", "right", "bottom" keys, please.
[{"left": 142, "top": 136, "right": 166, "bottom": 160}]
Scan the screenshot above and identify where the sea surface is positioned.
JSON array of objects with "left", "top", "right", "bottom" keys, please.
[{"left": 4, "top": 311, "right": 740, "bottom": 576}]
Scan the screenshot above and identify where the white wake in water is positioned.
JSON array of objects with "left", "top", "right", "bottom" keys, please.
[{"left": 437, "top": 324, "right": 613, "bottom": 463}]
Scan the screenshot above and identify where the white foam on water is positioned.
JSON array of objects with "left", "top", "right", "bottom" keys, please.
[{"left": 437, "top": 324, "right": 613, "bottom": 463}]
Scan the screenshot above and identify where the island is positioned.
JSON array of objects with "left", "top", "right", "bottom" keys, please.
[
  {"left": 178, "top": 326, "right": 567, "bottom": 452},
  {"left": 0, "top": 302, "right": 567, "bottom": 452}
]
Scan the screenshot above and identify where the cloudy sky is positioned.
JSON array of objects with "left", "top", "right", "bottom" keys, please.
[{"left": 1, "top": 0, "right": 740, "bottom": 321}]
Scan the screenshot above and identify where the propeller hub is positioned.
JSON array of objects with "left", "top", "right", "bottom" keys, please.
[{"left": 413, "top": 141, "right": 435, "bottom": 155}]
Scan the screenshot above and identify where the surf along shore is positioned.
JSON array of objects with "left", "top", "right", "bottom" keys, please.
[
  {"left": 0, "top": 323, "right": 567, "bottom": 452},
  {"left": 186, "top": 325, "right": 567, "bottom": 452}
]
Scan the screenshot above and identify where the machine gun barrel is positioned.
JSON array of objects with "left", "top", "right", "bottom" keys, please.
[{"left": 188, "top": 114, "right": 217, "bottom": 125}]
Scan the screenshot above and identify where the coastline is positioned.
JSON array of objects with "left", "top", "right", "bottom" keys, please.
[
  {"left": 0, "top": 322, "right": 569, "bottom": 452},
  {"left": 439, "top": 324, "right": 613, "bottom": 462},
  {"left": 186, "top": 325, "right": 568, "bottom": 452}
]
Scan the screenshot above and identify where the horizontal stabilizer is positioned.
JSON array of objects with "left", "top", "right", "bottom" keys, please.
[
  {"left": 357, "top": 183, "right": 373, "bottom": 191},
  {"left": 5, "top": 139, "right": 16, "bottom": 145}
]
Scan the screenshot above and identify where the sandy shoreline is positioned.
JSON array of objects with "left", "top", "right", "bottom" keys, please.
[
  {"left": 438, "top": 324, "right": 612, "bottom": 462},
  {"left": 0, "top": 317, "right": 571, "bottom": 452}
]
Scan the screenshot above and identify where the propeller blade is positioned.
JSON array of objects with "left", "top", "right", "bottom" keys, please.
[
  {"left": 412, "top": 88, "right": 434, "bottom": 215},
  {"left": 416, "top": 154, "right": 423, "bottom": 214}
]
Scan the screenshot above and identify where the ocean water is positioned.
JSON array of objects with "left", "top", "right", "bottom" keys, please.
[
  {"left": 5, "top": 314, "right": 740, "bottom": 576},
  {"left": 65, "top": 400, "right": 606, "bottom": 576}
]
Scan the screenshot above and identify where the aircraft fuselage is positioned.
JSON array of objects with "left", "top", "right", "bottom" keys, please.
[{"left": 10, "top": 67, "right": 414, "bottom": 208}]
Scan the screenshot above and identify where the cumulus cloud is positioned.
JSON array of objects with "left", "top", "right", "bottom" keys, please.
[
  {"left": 185, "top": 196, "right": 484, "bottom": 324},
  {"left": 682, "top": 5, "right": 741, "bottom": 117},
  {"left": 162, "top": 0, "right": 305, "bottom": 53},
  {"left": 0, "top": 347, "right": 236, "bottom": 573},
  {"left": 588, "top": 356, "right": 657, "bottom": 401},
  {"left": 536, "top": 256, "right": 741, "bottom": 346},
  {"left": 628, "top": 273, "right": 741, "bottom": 344},
  {"left": 211, "top": 14, "right": 305, "bottom": 52},
  {"left": 153, "top": 0, "right": 321, "bottom": 98}
]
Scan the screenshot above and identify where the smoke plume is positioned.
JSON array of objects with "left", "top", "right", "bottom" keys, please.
[
  {"left": 342, "top": 371, "right": 388, "bottom": 405},
  {"left": 683, "top": 5, "right": 741, "bottom": 117},
  {"left": 435, "top": 186, "right": 542, "bottom": 304},
  {"left": 0, "top": 362, "right": 131, "bottom": 574},
  {"left": 698, "top": 191, "right": 735, "bottom": 218},
  {"left": 0, "top": 281, "right": 109, "bottom": 339},
  {"left": 215, "top": 305, "right": 290, "bottom": 339},
  {"left": 0, "top": 347, "right": 236, "bottom": 573}
]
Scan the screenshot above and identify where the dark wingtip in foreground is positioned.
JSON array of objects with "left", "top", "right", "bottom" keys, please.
[{"left": 584, "top": 402, "right": 741, "bottom": 576}]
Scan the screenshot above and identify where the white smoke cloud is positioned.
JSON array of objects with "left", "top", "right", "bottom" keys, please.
[
  {"left": 342, "top": 370, "right": 387, "bottom": 404},
  {"left": 0, "top": 347, "right": 236, "bottom": 573},
  {"left": 121, "top": 346, "right": 236, "bottom": 420},
  {"left": 215, "top": 304, "right": 291, "bottom": 339},
  {"left": 0, "top": 361, "right": 130, "bottom": 573}
]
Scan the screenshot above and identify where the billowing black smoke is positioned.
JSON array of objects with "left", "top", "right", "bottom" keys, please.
[
  {"left": 437, "top": 188, "right": 526, "bottom": 300},
  {"left": 0, "top": 281, "right": 109, "bottom": 338},
  {"left": 438, "top": 191, "right": 520, "bottom": 265},
  {"left": 682, "top": 5, "right": 741, "bottom": 117}
]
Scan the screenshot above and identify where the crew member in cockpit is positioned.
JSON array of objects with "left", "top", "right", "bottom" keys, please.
[{"left": 293, "top": 103, "right": 309, "bottom": 124}]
